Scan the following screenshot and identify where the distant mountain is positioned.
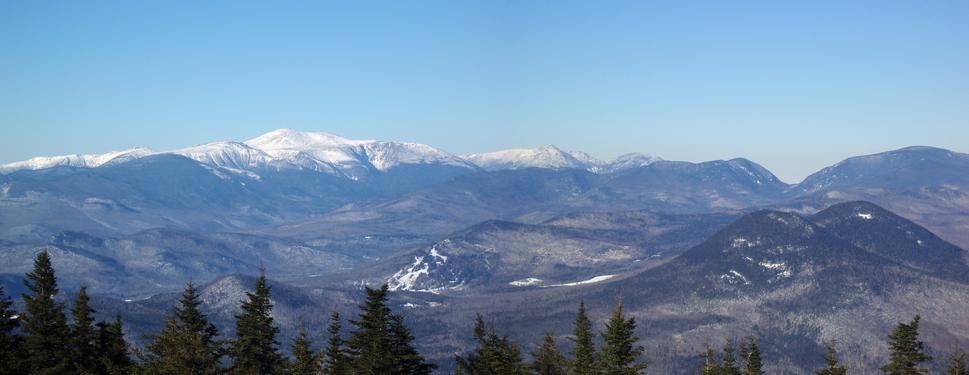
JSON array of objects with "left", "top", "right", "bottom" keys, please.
[
  {"left": 384, "top": 211, "right": 736, "bottom": 293},
  {"left": 784, "top": 146, "right": 969, "bottom": 249},
  {"left": 0, "top": 147, "right": 153, "bottom": 173},
  {"left": 396, "top": 202, "right": 969, "bottom": 373},
  {"left": 463, "top": 145, "right": 605, "bottom": 172}
]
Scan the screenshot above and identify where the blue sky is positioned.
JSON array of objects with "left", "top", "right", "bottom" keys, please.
[{"left": 1, "top": 1, "right": 967, "bottom": 182}]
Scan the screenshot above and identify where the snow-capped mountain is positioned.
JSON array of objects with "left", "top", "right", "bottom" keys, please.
[
  {"left": 463, "top": 145, "right": 605, "bottom": 172},
  {"left": 0, "top": 147, "right": 153, "bottom": 174},
  {"left": 0, "top": 129, "right": 477, "bottom": 179},
  {"left": 602, "top": 152, "right": 662, "bottom": 173}
]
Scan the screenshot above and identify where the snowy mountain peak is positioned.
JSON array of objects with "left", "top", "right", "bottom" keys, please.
[
  {"left": 463, "top": 145, "right": 604, "bottom": 172},
  {"left": 0, "top": 147, "right": 153, "bottom": 174},
  {"left": 244, "top": 128, "right": 369, "bottom": 153},
  {"left": 603, "top": 153, "right": 662, "bottom": 172}
]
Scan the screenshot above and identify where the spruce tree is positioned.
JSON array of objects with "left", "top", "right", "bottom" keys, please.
[
  {"left": 289, "top": 327, "right": 321, "bottom": 375},
  {"left": 389, "top": 313, "right": 436, "bottom": 375},
  {"left": 946, "top": 348, "right": 969, "bottom": 375},
  {"left": 455, "top": 314, "right": 528, "bottom": 375},
  {"left": 21, "top": 250, "right": 72, "bottom": 374},
  {"left": 531, "top": 331, "right": 567, "bottom": 375},
  {"left": 881, "top": 315, "right": 932, "bottom": 374},
  {"left": 699, "top": 344, "right": 723, "bottom": 375},
  {"left": 231, "top": 271, "right": 283, "bottom": 375},
  {"left": 742, "top": 337, "right": 764, "bottom": 375},
  {"left": 721, "top": 339, "right": 740, "bottom": 375},
  {"left": 815, "top": 341, "right": 847, "bottom": 375},
  {"left": 323, "top": 311, "right": 350, "bottom": 375},
  {"left": 0, "top": 286, "right": 23, "bottom": 375},
  {"left": 96, "top": 314, "right": 133, "bottom": 374},
  {"left": 71, "top": 287, "right": 99, "bottom": 373},
  {"left": 346, "top": 284, "right": 433, "bottom": 374},
  {"left": 142, "top": 281, "right": 223, "bottom": 374},
  {"left": 596, "top": 300, "right": 647, "bottom": 375},
  {"left": 570, "top": 302, "right": 597, "bottom": 375}
]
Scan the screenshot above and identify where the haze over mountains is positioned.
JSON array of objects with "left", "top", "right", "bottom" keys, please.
[{"left": 1, "top": 129, "right": 968, "bottom": 372}]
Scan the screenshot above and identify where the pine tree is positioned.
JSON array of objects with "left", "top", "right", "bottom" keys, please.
[
  {"left": 0, "top": 286, "right": 23, "bottom": 375},
  {"left": 71, "top": 287, "right": 99, "bottom": 373},
  {"left": 455, "top": 314, "right": 528, "bottom": 375},
  {"left": 699, "top": 344, "right": 723, "bottom": 375},
  {"left": 346, "top": 284, "right": 433, "bottom": 374},
  {"left": 231, "top": 271, "right": 283, "bottom": 375},
  {"left": 96, "top": 314, "right": 133, "bottom": 374},
  {"left": 289, "top": 327, "right": 321, "bottom": 375},
  {"left": 742, "top": 337, "right": 764, "bottom": 375},
  {"left": 881, "top": 315, "right": 932, "bottom": 374},
  {"left": 142, "top": 281, "right": 223, "bottom": 374},
  {"left": 596, "top": 300, "right": 647, "bottom": 375},
  {"left": 570, "top": 302, "right": 597, "bottom": 375},
  {"left": 388, "top": 313, "right": 436, "bottom": 375},
  {"left": 946, "top": 348, "right": 969, "bottom": 375},
  {"left": 323, "top": 312, "right": 350, "bottom": 375},
  {"left": 720, "top": 339, "right": 740, "bottom": 375},
  {"left": 347, "top": 284, "right": 394, "bottom": 374},
  {"left": 531, "top": 331, "right": 567, "bottom": 375},
  {"left": 815, "top": 341, "right": 847, "bottom": 375},
  {"left": 21, "top": 250, "right": 72, "bottom": 374}
]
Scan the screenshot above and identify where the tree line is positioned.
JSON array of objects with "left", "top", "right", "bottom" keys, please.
[{"left": 1, "top": 250, "right": 968, "bottom": 374}]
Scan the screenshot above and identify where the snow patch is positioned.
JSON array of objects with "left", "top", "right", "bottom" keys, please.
[
  {"left": 721, "top": 270, "right": 751, "bottom": 285},
  {"left": 509, "top": 278, "right": 543, "bottom": 287},
  {"left": 856, "top": 212, "right": 873, "bottom": 220},
  {"left": 546, "top": 275, "right": 616, "bottom": 287}
]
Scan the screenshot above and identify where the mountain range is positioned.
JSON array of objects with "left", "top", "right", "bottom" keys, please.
[{"left": 1, "top": 129, "right": 968, "bottom": 373}]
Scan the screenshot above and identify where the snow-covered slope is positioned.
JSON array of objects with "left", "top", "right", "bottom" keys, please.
[
  {"left": 463, "top": 145, "right": 605, "bottom": 172},
  {"left": 603, "top": 153, "right": 662, "bottom": 173},
  {"left": 0, "top": 147, "right": 153, "bottom": 173},
  {"left": 0, "top": 129, "right": 476, "bottom": 178}
]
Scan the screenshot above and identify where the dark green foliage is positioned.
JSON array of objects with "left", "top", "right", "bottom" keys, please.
[
  {"left": 389, "top": 314, "right": 436, "bottom": 375},
  {"left": 741, "top": 338, "right": 763, "bottom": 375},
  {"left": 141, "top": 282, "right": 223, "bottom": 374},
  {"left": 699, "top": 344, "right": 723, "bottom": 375},
  {"left": 596, "top": 300, "right": 647, "bottom": 375},
  {"left": 881, "top": 315, "right": 933, "bottom": 374},
  {"left": 346, "top": 284, "right": 434, "bottom": 374},
  {"left": 720, "top": 340, "right": 739, "bottom": 375},
  {"left": 95, "top": 314, "right": 133, "bottom": 374},
  {"left": 288, "top": 327, "right": 321, "bottom": 375},
  {"left": 230, "top": 271, "right": 284, "bottom": 375},
  {"left": 0, "top": 286, "right": 23, "bottom": 375},
  {"left": 570, "top": 302, "right": 597, "bottom": 375},
  {"left": 815, "top": 342, "right": 847, "bottom": 375},
  {"left": 455, "top": 314, "right": 528, "bottom": 375},
  {"left": 71, "top": 287, "right": 99, "bottom": 373},
  {"left": 946, "top": 348, "right": 969, "bottom": 375},
  {"left": 21, "top": 250, "right": 72, "bottom": 374},
  {"left": 323, "top": 312, "right": 350, "bottom": 375},
  {"left": 531, "top": 331, "right": 567, "bottom": 375}
]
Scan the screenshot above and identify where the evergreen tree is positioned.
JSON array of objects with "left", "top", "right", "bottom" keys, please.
[
  {"left": 720, "top": 339, "right": 739, "bottom": 375},
  {"left": 570, "top": 302, "right": 597, "bottom": 375},
  {"left": 323, "top": 312, "right": 350, "bottom": 375},
  {"left": 455, "top": 314, "right": 528, "bottom": 375},
  {"left": 881, "top": 315, "right": 932, "bottom": 374},
  {"left": 0, "top": 286, "right": 23, "bottom": 375},
  {"left": 346, "top": 284, "right": 433, "bottom": 374},
  {"left": 531, "top": 331, "right": 567, "bottom": 375},
  {"left": 389, "top": 313, "right": 436, "bottom": 375},
  {"left": 741, "top": 337, "right": 763, "bottom": 375},
  {"left": 699, "top": 344, "right": 723, "bottom": 375},
  {"left": 231, "top": 271, "right": 283, "bottom": 375},
  {"left": 21, "top": 250, "right": 72, "bottom": 374},
  {"left": 289, "top": 327, "right": 321, "bottom": 375},
  {"left": 96, "top": 314, "right": 133, "bottom": 374},
  {"left": 946, "top": 348, "right": 969, "bottom": 375},
  {"left": 815, "top": 342, "right": 847, "bottom": 375},
  {"left": 141, "top": 281, "right": 223, "bottom": 374},
  {"left": 71, "top": 287, "right": 99, "bottom": 373},
  {"left": 596, "top": 300, "right": 647, "bottom": 375}
]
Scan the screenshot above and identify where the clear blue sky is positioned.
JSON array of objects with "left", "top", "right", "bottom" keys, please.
[{"left": 2, "top": 1, "right": 967, "bottom": 182}]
